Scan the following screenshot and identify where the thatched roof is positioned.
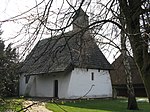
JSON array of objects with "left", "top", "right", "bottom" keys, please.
[
  {"left": 21, "top": 31, "right": 111, "bottom": 75},
  {"left": 110, "top": 55, "right": 143, "bottom": 85}
]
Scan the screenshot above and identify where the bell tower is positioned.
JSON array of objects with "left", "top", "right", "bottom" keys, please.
[{"left": 73, "top": 8, "right": 89, "bottom": 30}]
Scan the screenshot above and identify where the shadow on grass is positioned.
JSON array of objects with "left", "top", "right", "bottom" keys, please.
[{"left": 47, "top": 98, "right": 150, "bottom": 112}]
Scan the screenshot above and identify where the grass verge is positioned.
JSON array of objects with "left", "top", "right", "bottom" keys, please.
[{"left": 46, "top": 98, "right": 150, "bottom": 112}]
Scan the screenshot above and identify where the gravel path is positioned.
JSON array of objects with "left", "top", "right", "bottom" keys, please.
[{"left": 23, "top": 100, "right": 52, "bottom": 112}]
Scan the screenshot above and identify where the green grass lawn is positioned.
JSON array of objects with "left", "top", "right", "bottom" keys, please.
[
  {"left": 0, "top": 97, "right": 23, "bottom": 112},
  {"left": 46, "top": 98, "right": 150, "bottom": 112}
]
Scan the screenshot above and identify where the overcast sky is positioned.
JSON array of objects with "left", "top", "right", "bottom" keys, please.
[{"left": 0, "top": 0, "right": 96, "bottom": 46}]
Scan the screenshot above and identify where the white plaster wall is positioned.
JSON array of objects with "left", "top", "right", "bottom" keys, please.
[
  {"left": 58, "top": 72, "right": 71, "bottom": 98},
  {"left": 20, "top": 68, "right": 112, "bottom": 99},
  {"left": 35, "top": 72, "right": 71, "bottom": 97},
  {"left": 20, "top": 72, "right": 71, "bottom": 98},
  {"left": 29, "top": 77, "right": 36, "bottom": 96},
  {"left": 19, "top": 74, "right": 36, "bottom": 96},
  {"left": 32, "top": 75, "right": 53, "bottom": 97},
  {"left": 67, "top": 68, "right": 112, "bottom": 99},
  {"left": 19, "top": 73, "right": 26, "bottom": 95}
]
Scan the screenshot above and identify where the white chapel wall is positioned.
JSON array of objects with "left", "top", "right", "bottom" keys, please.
[
  {"left": 67, "top": 68, "right": 112, "bottom": 99},
  {"left": 28, "top": 72, "right": 71, "bottom": 97},
  {"left": 20, "top": 68, "right": 112, "bottom": 99}
]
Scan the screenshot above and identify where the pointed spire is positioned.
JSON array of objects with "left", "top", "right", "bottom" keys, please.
[{"left": 72, "top": 8, "right": 89, "bottom": 30}]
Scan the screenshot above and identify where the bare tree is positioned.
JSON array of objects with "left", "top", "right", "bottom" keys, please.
[
  {"left": 118, "top": 0, "right": 150, "bottom": 103},
  {"left": 120, "top": 14, "right": 138, "bottom": 109}
]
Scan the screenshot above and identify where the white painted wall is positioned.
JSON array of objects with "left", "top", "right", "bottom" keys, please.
[
  {"left": 33, "top": 72, "right": 71, "bottom": 97},
  {"left": 19, "top": 72, "right": 72, "bottom": 98},
  {"left": 19, "top": 68, "right": 112, "bottom": 99},
  {"left": 19, "top": 74, "right": 36, "bottom": 96},
  {"left": 19, "top": 73, "right": 26, "bottom": 95},
  {"left": 67, "top": 68, "right": 112, "bottom": 99}
]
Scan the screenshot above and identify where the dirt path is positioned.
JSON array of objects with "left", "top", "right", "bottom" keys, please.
[{"left": 23, "top": 100, "right": 52, "bottom": 112}]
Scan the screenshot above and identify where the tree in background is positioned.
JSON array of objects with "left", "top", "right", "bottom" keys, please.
[{"left": 0, "top": 28, "right": 19, "bottom": 97}]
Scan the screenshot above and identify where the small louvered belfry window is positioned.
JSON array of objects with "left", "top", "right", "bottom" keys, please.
[{"left": 91, "top": 72, "right": 94, "bottom": 80}]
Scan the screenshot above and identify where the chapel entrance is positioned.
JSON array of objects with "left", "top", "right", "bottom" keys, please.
[{"left": 54, "top": 80, "right": 58, "bottom": 97}]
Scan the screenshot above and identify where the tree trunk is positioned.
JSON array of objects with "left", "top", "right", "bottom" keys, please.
[
  {"left": 118, "top": 0, "right": 150, "bottom": 103},
  {"left": 123, "top": 54, "right": 139, "bottom": 110},
  {"left": 126, "top": 12, "right": 150, "bottom": 103},
  {"left": 120, "top": 16, "right": 138, "bottom": 109}
]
